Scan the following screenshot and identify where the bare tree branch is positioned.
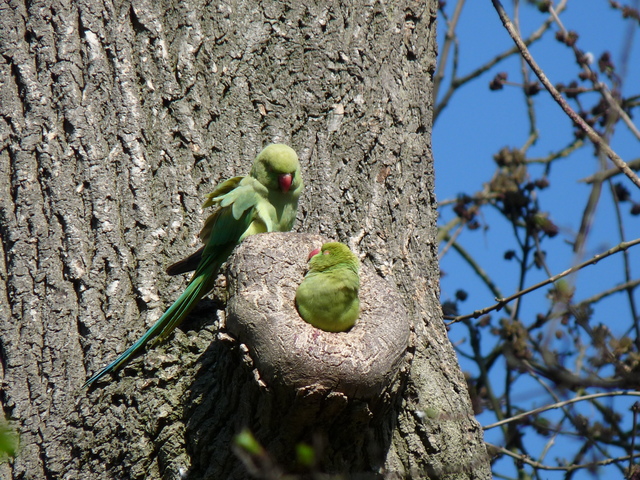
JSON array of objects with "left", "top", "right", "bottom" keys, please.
[
  {"left": 491, "top": 0, "right": 640, "bottom": 189},
  {"left": 446, "top": 237, "right": 640, "bottom": 324}
]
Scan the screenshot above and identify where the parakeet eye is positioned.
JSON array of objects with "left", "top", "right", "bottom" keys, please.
[{"left": 323, "top": 250, "right": 331, "bottom": 255}]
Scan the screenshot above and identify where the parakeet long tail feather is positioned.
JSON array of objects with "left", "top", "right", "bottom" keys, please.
[{"left": 82, "top": 258, "right": 219, "bottom": 388}]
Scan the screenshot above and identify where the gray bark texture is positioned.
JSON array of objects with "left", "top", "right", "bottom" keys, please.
[{"left": 0, "top": 0, "right": 491, "bottom": 478}]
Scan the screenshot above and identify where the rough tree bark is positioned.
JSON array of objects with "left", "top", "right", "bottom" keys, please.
[{"left": 0, "top": 0, "right": 491, "bottom": 478}]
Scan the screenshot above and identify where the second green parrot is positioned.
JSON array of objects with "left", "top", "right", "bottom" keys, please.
[
  {"left": 84, "top": 144, "right": 303, "bottom": 387},
  {"left": 295, "top": 242, "right": 360, "bottom": 332}
]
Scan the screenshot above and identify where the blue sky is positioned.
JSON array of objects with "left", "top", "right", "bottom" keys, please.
[{"left": 433, "top": 1, "right": 640, "bottom": 477}]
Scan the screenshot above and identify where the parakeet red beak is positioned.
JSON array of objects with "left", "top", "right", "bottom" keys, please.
[
  {"left": 308, "top": 247, "right": 321, "bottom": 260},
  {"left": 278, "top": 173, "right": 293, "bottom": 193}
]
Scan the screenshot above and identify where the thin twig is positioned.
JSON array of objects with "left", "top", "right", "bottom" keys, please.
[
  {"left": 573, "top": 120, "right": 615, "bottom": 255},
  {"left": 448, "top": 240, "right": 508, "bottom": 311},
  {"left": 484, "top": 391, "right": 640, "bottom": 430},
  {"left": 487, "top": 443, "right": 640, "bottom": 472},
  {"left": 526, "top": 138, "right": 584, "bottom": 165},
  {"left": 446, "top": 237, "right": 640, "bottom": 324},
  {"left": 631, "top": 402, "right": 640, "bottom": 476},
  {"left": 602, "top": 88, "right": 640, "bottom": 141},
  {"left": 580, "top": 158, "right": 640, "bottom": 184},
  {"left": 514, "top": 0, "right": 538, "bottom": 154},
  {"left": 438, "top": 223, "right": 465, "bottom": 259},
  {"left": 434, "top": 0, "right": 466, "bottom": 100},
  {"left": 438, "top": 191, "right": 501, "bottom": 207},
  {"left": 574, "top": 278, "right": 640, "bottom": 312}
]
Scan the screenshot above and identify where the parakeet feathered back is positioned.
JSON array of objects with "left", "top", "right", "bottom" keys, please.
[
  {"left": 83, "top": 144, "right": 303, "bottom": 387},
  {"left": 295, "top": 242, "right": 360, "bottom": 332}
]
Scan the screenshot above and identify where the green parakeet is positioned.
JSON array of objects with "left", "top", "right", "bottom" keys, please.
[
  {"left": 295, "top": 242, "right": 360, "bottom": 332},
  {"left": 83, "top": 144, "right": 303, "bottom": 387}
]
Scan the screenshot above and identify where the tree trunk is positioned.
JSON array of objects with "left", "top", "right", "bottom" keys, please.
[{"left": 0, "top": 0, "right": 491, "bottom": 478}]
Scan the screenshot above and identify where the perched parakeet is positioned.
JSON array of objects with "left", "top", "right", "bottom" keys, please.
[
  {"left": 83, "top": 144, "right": 303, "bottom": 387},
  {"left": 295, "top": 242, "right": 360, "bottom": 332}
]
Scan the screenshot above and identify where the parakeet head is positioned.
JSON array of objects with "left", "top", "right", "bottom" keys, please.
[
  {"left": 307, "top": 242, "right": 360, "bottom": 273},
  {"left": 251, "top": 144, "right": 302, "bottom": 194}
]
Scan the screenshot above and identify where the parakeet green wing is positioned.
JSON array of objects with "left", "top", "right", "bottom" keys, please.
[{"left": 165, "top": 176, "right": 247, "bottom": 275}]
